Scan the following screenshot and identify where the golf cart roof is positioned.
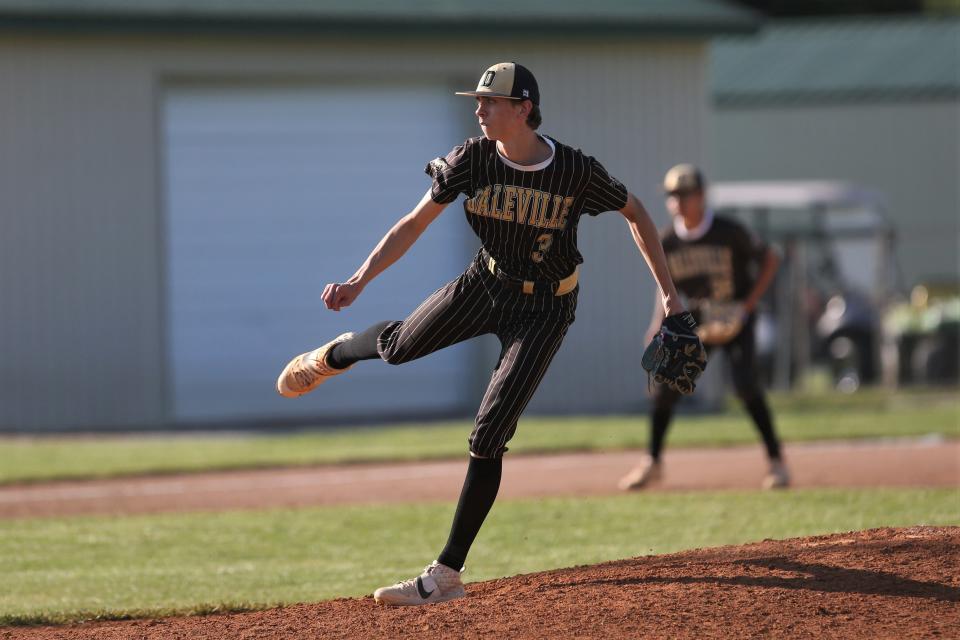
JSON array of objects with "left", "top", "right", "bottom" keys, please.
[{"left": 709, "top": 181, "right": 886, "bottom": 211}]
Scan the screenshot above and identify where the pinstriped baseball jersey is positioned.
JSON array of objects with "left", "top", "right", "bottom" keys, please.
[{"left": 426, "top": 135, "right": 629, "bottom": 281}]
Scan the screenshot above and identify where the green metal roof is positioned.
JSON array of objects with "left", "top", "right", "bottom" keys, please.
[
  {"left": 712, "top": 17, "right": 960, "bottom": 104},
  {"left": 0, "top": 0, "right": 759, "bottom": 35}
]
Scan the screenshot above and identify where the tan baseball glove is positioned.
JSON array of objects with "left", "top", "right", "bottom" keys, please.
[{"left": 696, "top": 301, "right": 746, "bottom": 346}]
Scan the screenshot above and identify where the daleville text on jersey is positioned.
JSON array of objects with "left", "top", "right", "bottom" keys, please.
[{"left": 464, "top": 185, "right": 575, "bottom": 231}]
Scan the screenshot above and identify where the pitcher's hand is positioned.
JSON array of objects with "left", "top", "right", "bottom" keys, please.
[{"left": 322, "top": 281, "right": 364, "bottom": 312}]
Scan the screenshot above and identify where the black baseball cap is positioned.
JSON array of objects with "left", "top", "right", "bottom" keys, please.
[{"left": 455, "top": 62, "right": 540, "bottom": 106}]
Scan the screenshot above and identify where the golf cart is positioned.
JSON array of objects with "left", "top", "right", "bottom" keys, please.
[{"left": 709, "top": 181, "right": 899, "bottom": 391}]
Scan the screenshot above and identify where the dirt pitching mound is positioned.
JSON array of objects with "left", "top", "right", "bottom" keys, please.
[{"left": 5, "top": 527, "right": 958, "bottom": 640}]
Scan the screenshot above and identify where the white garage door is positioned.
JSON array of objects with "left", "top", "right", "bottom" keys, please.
[{"left": 164, "top": 83, "right": 475, "bottom": 423}]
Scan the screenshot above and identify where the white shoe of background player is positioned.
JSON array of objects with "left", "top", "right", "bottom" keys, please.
[
  {"left": 762, "top": 459, "right": 791, "bottom": 490},
  {"left": 618, "top": 455, "right": 663, "bottom": 491}
]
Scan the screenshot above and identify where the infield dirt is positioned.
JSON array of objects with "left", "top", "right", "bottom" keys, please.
[
  {"left": 1, "top": 439, "right": 956, "bottom": 518},
  {"left": 4, "top": 526, "right": 957, "bottom": 639}
]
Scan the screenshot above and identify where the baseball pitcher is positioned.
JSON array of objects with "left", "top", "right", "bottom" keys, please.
[{"left": 276, "top": 63, "right": 705, "bottom": 606}]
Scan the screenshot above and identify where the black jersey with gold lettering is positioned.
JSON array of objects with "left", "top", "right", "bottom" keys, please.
[
  {"left": 426, "top": 135, "right": 628, "bottom": 281},
  {"left": 660, "top": 213, "right": 768, "bottom": 304}
]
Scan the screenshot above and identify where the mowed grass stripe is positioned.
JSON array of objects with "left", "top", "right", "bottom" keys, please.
[
  {"left": 1, "top": 488, "right": 957, "bottom": 626},
  {"left": 1, "top": 390, "right": 957, "bottom": 484}
]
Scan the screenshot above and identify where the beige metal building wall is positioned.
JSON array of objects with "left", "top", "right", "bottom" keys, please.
[
  {"left": 0, "top": 35, "right": 165, "bottom": 431},
  {"left": 712, "top": 101, "right": 959, "bottom": 289},
  {"left": 0, "top": 34, "right": 709, "bottom": 429}
]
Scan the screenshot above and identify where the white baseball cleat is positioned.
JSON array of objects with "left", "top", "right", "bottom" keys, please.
[
  {"left": 373, "top": 561, "right": 466, "bottom": 607},
  {"left": 762, "top": 459, "right": 791, "bottom": 490},
  {"left": 276, "top": 332, "right": 355, "bottom": 398},
  {"left": 618, "top": 455, "right": 663, "bottom": 491}
]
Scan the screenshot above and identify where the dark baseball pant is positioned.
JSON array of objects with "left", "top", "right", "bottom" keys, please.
[
  {"left": 650, "top": 319, "right": 783, "bottom": 460},
  {"left": 327, "top": 253, "right": 577, "bottom": 571},
  {"left": 376, "top": 253, "right": 577, "bottom": 458}
]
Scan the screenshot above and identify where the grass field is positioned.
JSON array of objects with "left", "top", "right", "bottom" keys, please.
[
  {"left": 0, "top": 487, "right": 957, "bottom": 626},
  {"left": 1, "top": 389, "right": 957, "bottom": 484}
]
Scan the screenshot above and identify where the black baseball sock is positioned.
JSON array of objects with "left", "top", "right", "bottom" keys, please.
[
  {"left": 742, "top": 394, "right": 782, "bottom": 460},
  {"left": 325, "top": 320, "right": 393, "bottom": 369},
  {"left": 437, "top": 456, "right": 503, "bottom": 572},
  {"left": 650, "top": 406, "right": 673, "bottom": 461}
]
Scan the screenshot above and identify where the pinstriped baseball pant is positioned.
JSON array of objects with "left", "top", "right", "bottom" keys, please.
[{"left": 377, "top": 253, "right": 577, "bottom": 459}]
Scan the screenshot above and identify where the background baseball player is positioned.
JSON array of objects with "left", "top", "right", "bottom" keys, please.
[
  {"left": 276, "top": 63, "right": 704, "bottom": 606},
  {"left": 619, "top": 164, "right": 789, "bottom": 492}
]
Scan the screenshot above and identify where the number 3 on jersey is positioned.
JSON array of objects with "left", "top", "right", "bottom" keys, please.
[{"left": 531, "top": 233, "right": 553, "bottom": 263}]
